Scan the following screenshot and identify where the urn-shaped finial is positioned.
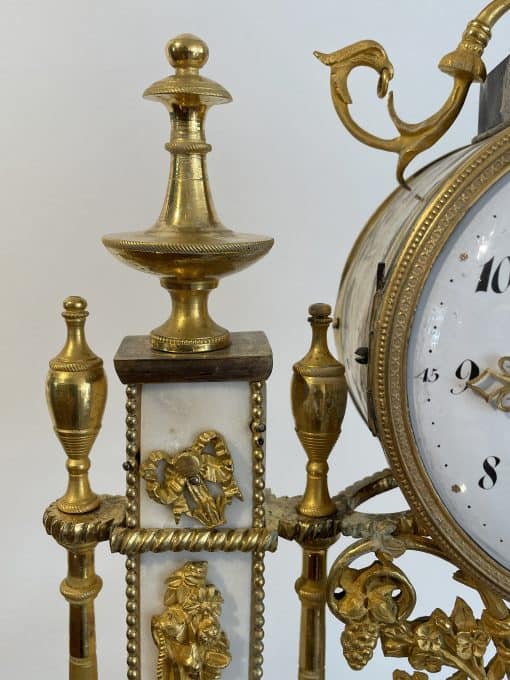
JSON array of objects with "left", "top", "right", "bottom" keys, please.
[
  {"left": 46, "top": 297, "right": 106, "bottom": 514},
  {"left": 291, "top": 303, "right": 347, "bottom": 517},
  {"left": 103, "top": 34, "right": 273, "bottom": 353}
]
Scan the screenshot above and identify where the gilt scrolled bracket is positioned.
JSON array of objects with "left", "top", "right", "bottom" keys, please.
[
  {"left": 315, "top": 0, "right": 510, "bottom": 187},
  {"left": 326, "top": 529, "right": 510, "bottom": 679}
]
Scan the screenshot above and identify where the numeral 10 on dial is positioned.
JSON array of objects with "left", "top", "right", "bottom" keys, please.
[{"left": 476, "top": 256, "right": 510, "bottom": 293}]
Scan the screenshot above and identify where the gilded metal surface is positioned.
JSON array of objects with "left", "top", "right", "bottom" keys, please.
[
  {"left": 296, "top": 544, "right": 332, "bottom": 680},
  {"left": 315, "top": 0, "right": 510, "bottom": 186},
  {"left": 266, "top": 469, "right": 403, "bottom": 545},
  {"left": 266, "top": 491, "right": 345, "bottom": 544},
  {"left": 327, "top": 524, "right": 510, "bottom": 679},
  {"left": 289, "top": 465, "right": 510, "bottom": 678},
  {"left": 124, "top": 385, "right": 141, "bottom": 680},
  {"left": 292, "top": 303, "right": 347, "bottom": 518},
  {"left": 339, "top": 468, "right": 398, "bottom": 511},
  {"left": 140, "top": 430, "right": 243, "bottom": 528},
  {"left": 248, "top": 380, "right": 268, "bottom": 680},
  {"left": 287, "top": 305, "right": 348, "bottom": 680},
  {"left": 110, "top": 527, "right": 277, "bottom": 554},
  {"left": 125, "top": 554, "right": 140, "bottom": 680},
  {"left": 46, "top": 297, "right": 106, "bottom": 514},
  {"left": 43, "top": 496, "right": 126, "bottom": 680},
  {"left": 266, "top": 471, "right": 415, "bottom": 680},
  {"left": 269, "top": 449, "right": 510, "bottom": 679},
  {"left": 61, "top": 544, "right": 103, "bottom": 680},
  {"left": 370, "top": 127, "right": 510, "bottom": 598},
  {"left": 102, "top": 35, "right": 273, "bottom": 353},
  {"left": 338, "top": 469, "right": 422, "bottom": 543},
  {"left": 468, "top": 355, "right": 510, "bottom": 411},
  {"left": 44, "top": 298, "right": 125, "bottom": 680},
  {"left": 152, "top": 561, "right": 231, "bottom": 680},
  {"left": 44, "top": 495, "right": 126, "bottom": 546}
]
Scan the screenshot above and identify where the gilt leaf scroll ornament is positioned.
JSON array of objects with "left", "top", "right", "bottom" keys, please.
[
  {"left": 140, "top": 430, "right": 243, "bottom": 528},
  {"left": 152, "top": 561, "right": 231, "bottom": 680},
  {"left": 315, "top": 1, "right": 510, "bottom": 186},
  {"left": 330, "top": 559, "right": 491, "bottom": 678},
  {"left": 325, "top": 510, "right": 510, "bottom": 680}
]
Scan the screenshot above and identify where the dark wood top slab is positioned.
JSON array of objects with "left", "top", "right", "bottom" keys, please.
[{"left": 114, "top": 332, "right": 273, "bottom": 384}]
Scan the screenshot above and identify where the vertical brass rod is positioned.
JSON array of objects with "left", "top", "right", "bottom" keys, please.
[
  {"left": 296, "top": 546, "right": 329, "bottom": 680},
  {"left": 60, "top": 543, "right": 103, "bottom": 680}
]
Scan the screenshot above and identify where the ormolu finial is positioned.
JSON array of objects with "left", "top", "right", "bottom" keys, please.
[
  {"left": 292, "top": 303, "right": 347, "bottom": 517},
  {"left": 165, "top": 33, "right": 209, "bottom": 70},
  {"left": 103, "top": 35, "right": 273, "bottom": 353},
  {"left": 46, "top": 297, "right": 106, "bottom": 514}
]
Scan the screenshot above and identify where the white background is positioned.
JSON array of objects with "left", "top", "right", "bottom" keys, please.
[{"left": 2, "top": 1, "right": 510, "bottom": 678}]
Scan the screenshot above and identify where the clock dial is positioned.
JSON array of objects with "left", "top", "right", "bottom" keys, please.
[
  {"left": 408, "top": 171, "right": 510, "bottom": 569},
  {"left": 335, "top": 127, "right": 510, "bottom": 595}
]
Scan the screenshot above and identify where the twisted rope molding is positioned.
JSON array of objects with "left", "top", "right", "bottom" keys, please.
[
  {"left": 110, "top": 526, "right": 278, "bottom": 555},
  {"left": 43, "top": 494, "right": 126, "bottom": 547},
  {"left": 102, "top": 238, "right": 272, "bottom": 255}
]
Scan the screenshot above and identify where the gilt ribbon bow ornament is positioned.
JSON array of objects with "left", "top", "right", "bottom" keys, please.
[{"left": 140, "top": 430, "right": 243, "bottom": 528}]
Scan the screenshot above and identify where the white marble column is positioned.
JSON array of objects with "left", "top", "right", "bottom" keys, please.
[{"left": 139, "top": 381, "right": 256, "bottom": 680}]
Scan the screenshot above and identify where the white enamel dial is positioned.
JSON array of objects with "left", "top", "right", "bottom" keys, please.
[{"left": 408, "top": 171, "right": 510, "bottom": 570}]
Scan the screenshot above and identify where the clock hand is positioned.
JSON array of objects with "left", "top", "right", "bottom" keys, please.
[{"left": 467, "top": 356, "right": 510, "bottom": 412}]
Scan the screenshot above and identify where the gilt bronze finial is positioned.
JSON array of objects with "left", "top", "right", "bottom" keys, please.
[
  {"left": 46, "top": 296, "right": 106, "bottom": 514},
  {"left": 292, "top": 303, "right": 347, "bottom": 518},
  {"left": 103, "top": 34, "right": 273, "bottom": 353}
]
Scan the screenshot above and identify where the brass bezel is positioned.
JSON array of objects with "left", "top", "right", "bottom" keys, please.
[{"left": 372, "top": 127, "right": 510, "bottom": 599}]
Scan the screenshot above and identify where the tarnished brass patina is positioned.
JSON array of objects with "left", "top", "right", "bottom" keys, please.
[
  {"left": 140, "top": 430, "right": 243, "bottom": 528},
  {"left": 292, "top": 303, "right": 347, "bottom": 518},
  {"left": 316, "top": 0, "right": 510, "bottom": 186},
  {"left": 46, "top": 296, "right": 106, "bottom": 514},
  {"left": 103, "top": 34, "right": 273, "bottom": 353},
  {"left": 44, "top": 298, "right": 126, "bottom": 680},
  {"left": 468, "top": 356, "right": 510, "bottom": 411},
  {"left": 152, "top": 561, "right": 231, "bottom": 680}
]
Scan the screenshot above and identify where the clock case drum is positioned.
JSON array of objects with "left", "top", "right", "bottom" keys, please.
[{"left": 335, "top": 90, "right": 510, "bottom": 598}]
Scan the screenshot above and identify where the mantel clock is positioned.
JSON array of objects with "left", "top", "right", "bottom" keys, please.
[
  {"left": 317, "top": 0, "right": 510, "bottom": 599},
  {"left": 42, "top": 2, "right": 510, "bottom": 680}
]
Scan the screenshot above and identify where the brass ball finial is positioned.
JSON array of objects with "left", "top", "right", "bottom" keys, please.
[
  {"left": 62, "top": 296, "right": 88, "bottom": 317},
  {"left": 166, "top": 34, "right": 209, "bottom": 70},
  {"left": 308, "top": 303, "right": 331, "bottom": 319},
  {"left": 63, "top": 295, "right": 87, "bottom": 311}
]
